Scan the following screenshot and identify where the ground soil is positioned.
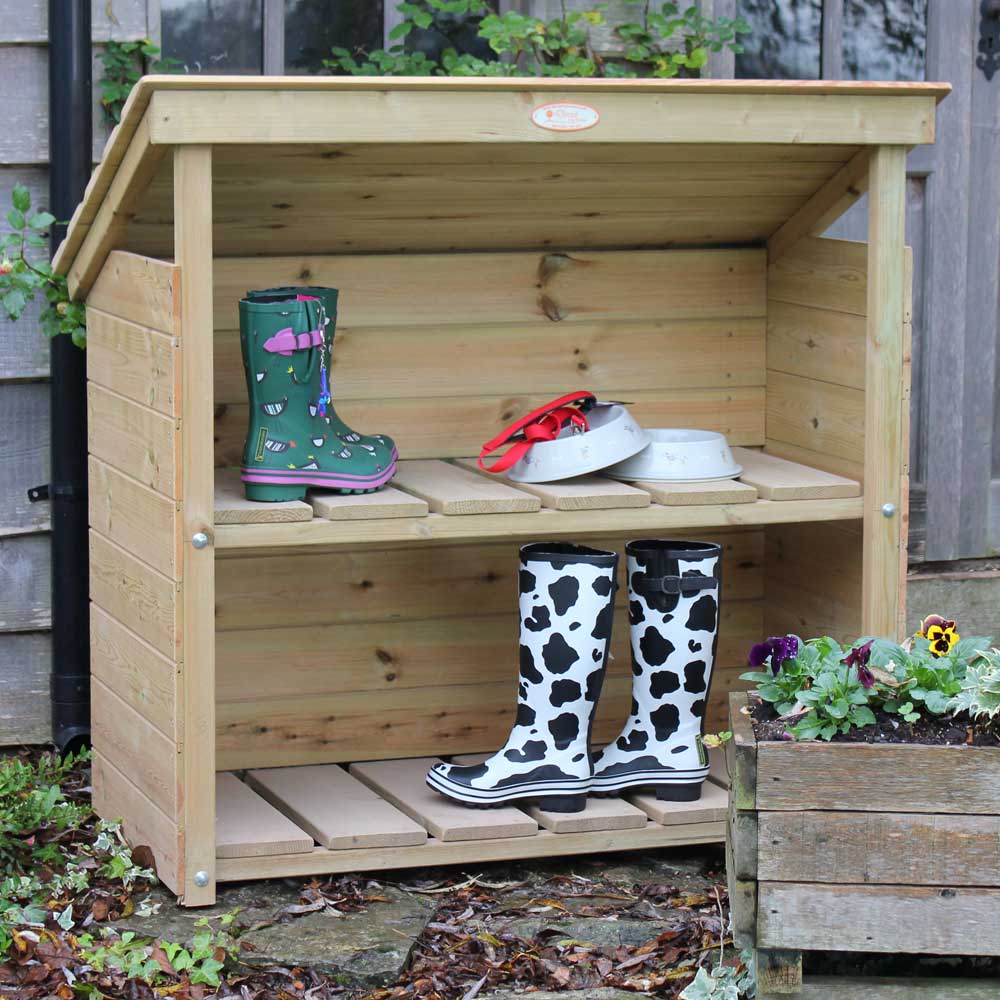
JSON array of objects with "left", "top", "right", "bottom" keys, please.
[{"left": 749, "top": 694, "right": 1000, "bottom": 746}]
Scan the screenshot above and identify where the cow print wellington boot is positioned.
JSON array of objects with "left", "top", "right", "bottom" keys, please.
[
  {"left": 426, "top": 542, "right": 619, "bottom": 812},
  {"left": 590, "top": 539, "right": 722, "bottom": 801}
]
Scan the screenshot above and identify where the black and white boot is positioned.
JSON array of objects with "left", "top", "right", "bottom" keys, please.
[
  {"left": 426, "top": 542, "right": 618, "bottom": 812},
  {"left": 590, "top": 539, "right": 722, "bottom": 801}
]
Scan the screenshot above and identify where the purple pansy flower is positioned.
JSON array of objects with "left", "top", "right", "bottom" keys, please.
[
  {"left": 844, "top": 640, "right": 876, "bottom": 688},
  {"left": 748, "top": 635, "right": 800, "bottom": 675}
]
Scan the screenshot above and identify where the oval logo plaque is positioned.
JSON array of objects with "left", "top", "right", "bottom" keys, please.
[{"left": 530, "top": 102, "right": 600, "bottom": 132}]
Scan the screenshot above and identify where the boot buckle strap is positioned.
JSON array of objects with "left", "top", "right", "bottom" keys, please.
[
  {"left": 262, "top": 326, "right": 324, "bottom": 356},
  {"left": 642, "top": 574, "right": 717, "bottom": 595}
]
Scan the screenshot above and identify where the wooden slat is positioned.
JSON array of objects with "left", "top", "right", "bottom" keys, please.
[
  {"left": 92, "top": 751, "right": 181, "bottom": 895},
  {"left": 174, "top": 145, "right": 218, "bottom": 905},
  {"left": 90, "top": 531, "right": 179, "bottom": 660},
  {"left": 215, "top": 773, "right": 314, "bottom": 859},
  {"left": 214, "top": 317, "right": 768, "bottom": 405},
  {"left": 732, "top": 447, "right": 860, "bottom": 500},
  {"left": 89, "top": 457, "right": 179, "bottom": 578},
  {"left": 0, "top": 632, "right": 50, "bottom": 744},
  {"left": 767, "top": 148, "right": 871, "bottom": 263},
  {"left": 761, "top": 439, "right": 864, "bottom": 487},
  {"left": 757, "top": 882, "right": 1000, "bottom": 955},
  {"left": 86, "top": 308, "right": 178, "bottom": 416},
  {"left": 528, "top": 797, "right": 649, "bottom": 834},
  {"left": 726, "top": 693, "right": 757, "bottom": 811},
  {"left": 148, "top": 88, "right": 936, "bottom": 146},
  {"left": 759, "top": 978, "right": 1000, "bottom": 1000},
  {"left": 453, "top": 460, "right": 650, "bottom": 511},
  {"left": 88, "top": 384, "right": 178, "bottom": 497},
  {"left": 756, "top": 741, "right": 1000, "bottom": 814},
  {"left": 767, "top": 237, "right": 868, "bottom": 316},
  {"left": 213, "top": 249, "right": 766, "bottom": 330},
  {"left": 630, "top": 778, "right": 729, "bottom": 825},
  {"left": 758, "top": 811, "right": 1000, "bottom": 886},
  {"left": 215, "top": 820, "right": 726, "bottom": 883},
  {"left": 68, "top": 111, "right": 167, "bottom": 299},
  {"left": 244, "top": 765, "right": 428, "bottom": 850},
  {"left": 91, "top": 677, "right": 177, "bottom": 818},
  {"left": 309, "top": 486, "right": 429, "bottom": 521},
  {"left": 213, "top": 387, "right": 766, "bottom": 466},
  {"left": 214, "top": 467, "right": 313, "bottom": 524},
  {"left": 637, "top": 479, "right": 757, "bottom": 505},
  {"left": 213, "top": 495, "right": 862, "bottom": 551},
  {"left": 215, "top": 530, "right": 763, "bottom": 630},
  {"left": 390, "top": 461, "right": 540, "bottom": 515},
  {"left": 863, "top": 145, "right": 907, "bottom": 638},
  {"left": 91, "top": 605, "right": 177, "bottom": 741},
  {"left": 88, "top": 251, "right": 179, "bottom": 334},
  {"left": 764, "top": 371, "right": 865, "bottom": 466},
  {"left": 350, "top": 757, "right": 538, "bottom": 842},
  {"left": 765, "top": 300, "right": 866, "bottom": 391}
]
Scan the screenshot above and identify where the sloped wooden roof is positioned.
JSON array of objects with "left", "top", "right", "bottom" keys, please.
[{"left": 54, "top": 76, "right": 950, "bottom": 299}]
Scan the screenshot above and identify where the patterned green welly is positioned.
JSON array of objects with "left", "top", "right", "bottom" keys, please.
[
  {"left": 245, "top": 286, "right": 396, "bottom": 457},
  {"left": 240, "top": 293, "right": 397, "bottom": 501}
]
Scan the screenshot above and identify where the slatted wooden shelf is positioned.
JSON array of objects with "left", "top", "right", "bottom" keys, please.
[
  {"left": 213, "top": 454, "right": 862, "bottom": 549},
  {"left": 212, "top": 750, "right": 729, "bottom": 880}
]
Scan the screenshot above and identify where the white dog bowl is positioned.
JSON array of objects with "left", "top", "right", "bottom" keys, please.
[
  {"left": 505, "top": 403, "right": 650, "bottom": 483},
  {"left": 603, "top": 428, "right": 741, "bottom": 483}
]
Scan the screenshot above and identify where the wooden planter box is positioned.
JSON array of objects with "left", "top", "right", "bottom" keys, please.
[
  {"left": 52, "top": 76, "right": 947, "bottom": 905},
  {"left": 727, "top": 691, "right": 1000, "bottom": 997}
]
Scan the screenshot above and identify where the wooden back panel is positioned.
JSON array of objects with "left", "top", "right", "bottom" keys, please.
[{"left": 212, "top": 247, "right": 767, "bottom": 464}]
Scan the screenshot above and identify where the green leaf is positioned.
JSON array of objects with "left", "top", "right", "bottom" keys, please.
[
  {"left": 7, "top": 208, "right": 25, "bottom": 230},
  {"left": 2, "top": 287, "right": 28, "bottom": 318},
  {"left": 28, "top": 211, "right": 55, "bottom": 230},
  {"left": 389, "top": 21, "right": 413, "bottom": 39},
  {"left": 851, "top": 705, "right": 876, "bottom": 727},
  {"left": 11, "top": 183, "right": 31, "bottom": 213}
]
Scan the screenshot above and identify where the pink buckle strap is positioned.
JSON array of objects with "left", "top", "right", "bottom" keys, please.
[{"left": 262, "top": 326, "right": 324, "bottom": 356}]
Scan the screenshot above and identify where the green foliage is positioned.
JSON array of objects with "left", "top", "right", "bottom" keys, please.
[
  {"left": 949, "top": 648, "right": 1000, "bottom": 722},
  {"left": 0, "top": 184, "right": 86, "bottom": 347},
  {"left": 680, "top": 947, "right": 755, "bottom": 999},
  {"left": 741, "top": 628, "right": 994, "bottom": 741},
  {"left": 99, "top": 39, "right": 182, "bottom": 124},
  {"left": 326, "top": 0, "right": 749, "bottom": 79}
]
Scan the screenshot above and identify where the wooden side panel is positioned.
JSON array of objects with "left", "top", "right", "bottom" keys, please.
[
  {"left": 757, "top": 882, "right": 1000, "bottom": 955},
  {"left": 213, "top": 249, "right": 767, "bottom": 463},
  {"left": 756, "top": 741, "right": 1000, "bottom": 814},
  {"left": 86, "top": 308, "right": 179, "bottom": 416},
  {"left": 758, "top": 811, "right": 1000, "bottom": 886},
  {"left": 87, "top": 384, "right": 179, "bottom": 497},
  {"left": 88, "top": 251, "right": 179, "bottom": 334}
]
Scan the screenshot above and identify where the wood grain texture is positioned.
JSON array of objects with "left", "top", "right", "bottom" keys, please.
[
  {"left": 86, "top": 308, "right": 178, "bottom": 416},
  {"left": 756, "top": 949, "right": 803, "bottom": 996},
  {"left": 215, "top": 820, "right": 726, "bottom": 883},
  {"left": 759, "top": 978, "right": 1000, "bottom": 1000},
  {"left": 391, "top": 461, "right": 540, "bottom": 515},
  {"left": 89, "top": 532, "right": 178, "bottom": 660},
  {"left": 0, "top": 533, "right": 51, "bottom": 631},
  {"left": 349, "top": 757, "right": 538, "bottom": 842},
  {"left": 309, "top": 486, "right": 429, "bottom": 521},
  {"left": 756, "top": 741, "right": 1000, "bottom": 814},
  {"left": 0, "top": 45, "right": 48, "bottom": 164},
  {"left": 762, "top": 440, "right": 864, "bottom": 487},
  {"left": 214, "top": 467, "right": 313, "bottom": 524},
  {"left": 454, "top": 461, "right": 651, "bottom": 511},
  {"left": 88, "top": 252, "right": 178, "bottom": 334},
  {"left": 0, "top": 631, "right": 50, "bottom": 744},
  {"left": 863, "top": 146, "right": 908, "bottom": 638},
  {"left": 758, "top": 810, "right": 1000, "bottom": 886},
  {"left": 767, "top": 236, "right": 867, "bottom": 316},
  {"left": 88, "top": 384, "right": 178, "bottom": 497},
  {"left": 174, "top": 145, "right": 217, "bottom": 905},
  {"left": 91, "top": 605, "right": 176, "bottom": 741},
  {"left": 526, "top": 797, "right": 649, "bottom": 835},
  {"left": 765, "top": 300, "right": 866, "bottom": 391},
  {"left": 215, "top": 773, "right": 314, "bottom": 859},
  {"left": 0, "top": 383, "right": 50, "bottom": 533},
  {"left": 244, "top": 765, "right": 428, "bottom": 850},
  {"left": 757, "top": 882, "right": 1000, "bottom": 955},
  {"left": 91, "top": 677, "right": 177, "bottom": 817},
  {"left": 728, "top": 802, "right": 757, "bottom": 881},
  {"left": 630, "top": 778, "right": 729, "bottom": 826},
  {"left": 725, "top": 820, "right": 756, "bottom": 950},
  {"left": 91, "top": 751, "right": 180, "bottom": 894},
  {"left": 732, "top": 447, "right": 859, "bottom": 500},
  {"left": 727, "top": 693, "right": 757, "bottom": 810},
  {"left": 636, "top": 479, "right": 757, "bottom": 506},
  {"left": 88, "top": 457, "right": 179, "bottom": 578}
]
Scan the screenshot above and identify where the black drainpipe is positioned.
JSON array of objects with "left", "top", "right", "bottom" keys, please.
[{"left": 47, "top": 0, "right": 92, "bottom": 752}]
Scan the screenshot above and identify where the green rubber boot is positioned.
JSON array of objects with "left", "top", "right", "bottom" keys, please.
[
  {"left": 245, "top": 286, "right": 396, "bottom": 457},
  {"left": 239, "top": 293, "right": 397, "bottom": 501}
]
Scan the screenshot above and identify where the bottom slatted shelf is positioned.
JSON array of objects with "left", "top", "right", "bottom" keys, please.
[{"left": 214, "top": 751, "right": 728, "bottom": 882}]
